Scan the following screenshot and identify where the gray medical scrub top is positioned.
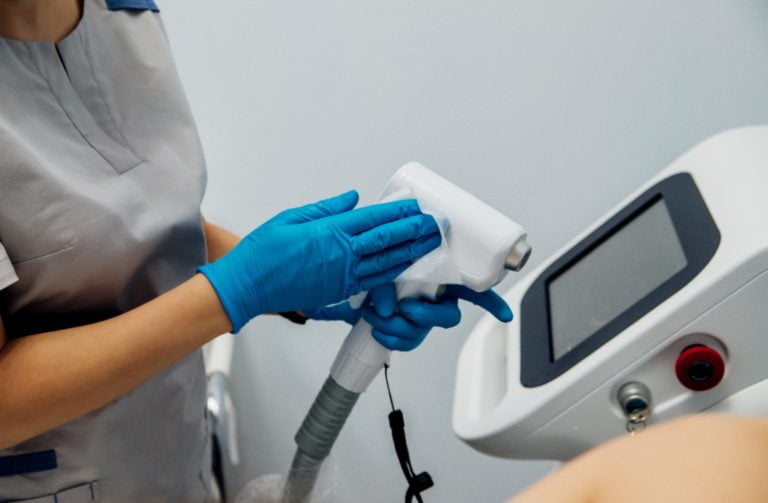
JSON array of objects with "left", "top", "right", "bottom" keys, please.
[{"left": 0, "top": 0, "right": 215, "bottom": 501}]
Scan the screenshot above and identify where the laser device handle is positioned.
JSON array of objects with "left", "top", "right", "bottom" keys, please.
[
  {"left": 330, "top": 319, "right": 391, "bottom": 393},
  {"left": 330, "top": 282, "right": 442, "bottom": 393}
]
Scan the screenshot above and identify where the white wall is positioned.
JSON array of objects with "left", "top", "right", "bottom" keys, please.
[{"left": 161, "top": 1, "right": 768, "bottom": 501}]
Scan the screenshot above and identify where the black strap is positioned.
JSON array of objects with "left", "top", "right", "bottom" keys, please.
[
  {"left": 389, "top": 410, "right": 434, "bottom": 503},
  {"left": 384, "top": 364, "right": 433, "bottom": 503},
  {"left": 278, "top": 311, "right": 308, "bottom": 325},
  {"left": 0, "top": 450, "right": 57, "bottom": 477}
]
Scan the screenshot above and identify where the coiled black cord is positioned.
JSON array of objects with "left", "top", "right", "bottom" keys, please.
[{"left": 384, "top": 364, "right": 434, "bottom": 503}]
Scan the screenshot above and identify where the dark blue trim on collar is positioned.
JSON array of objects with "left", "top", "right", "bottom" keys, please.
[{"left": 106, "top": 0, "right": 159, "bottom": 12}]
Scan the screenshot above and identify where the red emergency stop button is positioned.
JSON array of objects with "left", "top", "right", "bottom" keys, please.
[{"left": 675, "top": 345, "right": 725, "bottom": 391}]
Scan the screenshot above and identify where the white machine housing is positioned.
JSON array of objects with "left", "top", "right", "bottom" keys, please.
[{"left": 453, "top": 126, "right": 768, "bottom": 460}]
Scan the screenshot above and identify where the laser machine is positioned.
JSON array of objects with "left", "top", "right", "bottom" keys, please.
[{"left": 453, "top": 126, "right": 768, "bottom": 460}]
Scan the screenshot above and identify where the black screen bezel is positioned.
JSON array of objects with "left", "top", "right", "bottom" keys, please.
[{"left": 519, "top": 173, "right": 720, "bottom": 387}]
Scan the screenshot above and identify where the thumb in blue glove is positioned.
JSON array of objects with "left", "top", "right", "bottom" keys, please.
[{"left": 306, "top": 284, "right": 513, "bottom": 352}]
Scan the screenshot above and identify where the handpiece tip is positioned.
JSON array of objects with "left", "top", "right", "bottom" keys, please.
[{"left": 505, "top": 239, "right": 532, "bottom": 272}]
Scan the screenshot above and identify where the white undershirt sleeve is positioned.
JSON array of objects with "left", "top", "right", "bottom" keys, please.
[{"left": 0, "top": 242, "right": 18, "bottom": 291}]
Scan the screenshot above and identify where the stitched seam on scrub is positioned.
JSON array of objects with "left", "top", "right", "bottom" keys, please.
[
  {"left": 10, "top": 244, "right": 75, "bottom": 266},
  {"left": 78, "top": 25, "right": 143, "bottom": 164}
]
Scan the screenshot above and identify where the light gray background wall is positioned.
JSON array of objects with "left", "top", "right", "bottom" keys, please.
[{"left": 161, "top": 1, "right": 768, "bottom": 501}]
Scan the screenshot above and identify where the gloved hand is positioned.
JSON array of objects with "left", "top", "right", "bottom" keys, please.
[
  {"left": 305, "top": 284, "right": 513, "bottom": 352},
  {"left": 199, "top": 190, "right": 441, "bottom": 333}
]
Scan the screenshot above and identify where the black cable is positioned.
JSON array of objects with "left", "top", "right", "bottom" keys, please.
[
  {"left": 384, "top": 363, "right": 396, "bottom": 411},
  {"left": 383, "top": 364, "right": 434, "bottom": 503}
]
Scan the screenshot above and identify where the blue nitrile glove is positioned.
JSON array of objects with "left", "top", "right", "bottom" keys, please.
[
  {"left": 199, "top": 190, "right": 441, "bottom": 333},
  {"left": 306, "top": 284, "right": 513, "bottom": 352}
]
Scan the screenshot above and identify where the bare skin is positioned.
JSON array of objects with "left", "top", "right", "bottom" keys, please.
[
  {"left": 203, "top": 218, "right": 241, "bottom": 262},
  {"left": 510, "top": 414, "right": 768, "bottom": 503},
  {"left": 0, "top": 0, "right": 83, "bottom": 43}
]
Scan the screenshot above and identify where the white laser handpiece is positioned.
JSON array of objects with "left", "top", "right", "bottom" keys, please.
[
  {"left": 330, "top": 162, "right": 531, "bottom": 393},
  {"left": 284, "top": 163, "right": 531, "bottom": 503}
]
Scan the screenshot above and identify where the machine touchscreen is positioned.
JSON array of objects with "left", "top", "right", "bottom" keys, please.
[{"left": 548, "top": 199, "right": 687, "bottom": 360}]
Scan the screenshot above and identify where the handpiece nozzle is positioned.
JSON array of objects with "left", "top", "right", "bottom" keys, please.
[{"left": 504, "top": 239, "right": 532, "bottom": 272}]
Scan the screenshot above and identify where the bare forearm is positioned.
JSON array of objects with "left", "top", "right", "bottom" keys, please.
[
  {"left": 203, "top": 218, "right": 240, "bottom": 261},
  {"left": 0, "top": 274, "right": 230, "bottom": 449}
]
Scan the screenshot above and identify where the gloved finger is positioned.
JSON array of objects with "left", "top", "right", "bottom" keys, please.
[
  {"left": 350, "top": 214, "right": 439, "bottom": 255},
  {"left": 369, "top": 283, "right": 397, "bottom": 317},
  {"left": 267, "top": 190, "right": 359, "bottom": 226},
  {"left": 353, "top": 234, "right": 440, "bottom": 277},
  {"left": 358, "top": 262, "right": 411, "bottom": 292},
  {"left": 304, "top": 302, "right": 361, "bottom": 325},
  {"left": 362, "top": 307, "right": 424, "bottom": 341},
  {"left": 444, "top": 285, "right": 513, "bottom": 322},
  {"left": 334, "top": 199, "right": 422, "bottom": 235},
  {"left": 371, "top": 329, "right": 424, "bottom": 352},
  {"left": 398, "top": 297, "right": 461, "bottom": 328}
]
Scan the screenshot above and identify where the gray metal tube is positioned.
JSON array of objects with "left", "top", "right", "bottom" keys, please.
[{"left": 283, "top": 376, "right": 360, "bottom": 503}]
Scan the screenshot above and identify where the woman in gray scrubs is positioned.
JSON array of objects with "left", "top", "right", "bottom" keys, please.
[{"left": 0, "top": 0, "right": 513, "bottom": 501}]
